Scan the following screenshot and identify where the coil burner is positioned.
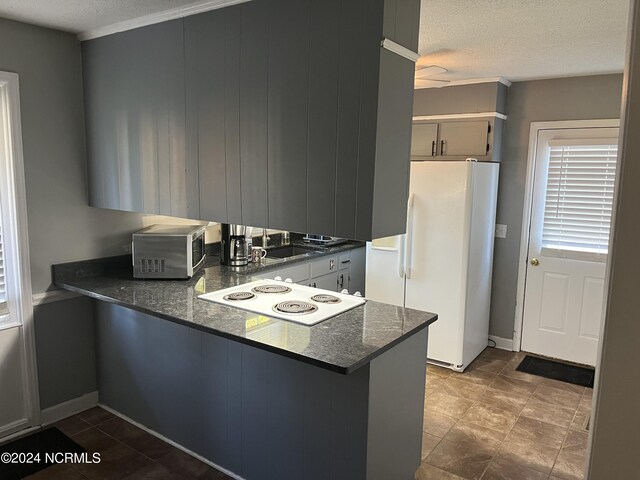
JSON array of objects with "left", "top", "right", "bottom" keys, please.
[
  {"left": 223, "top": 291, "right": 256, "bottom": 301},
  {"left": 310, "top": 294, "right": 342, "bottom": 304},
  {"left": 251, "top": 284, "right": 292, "bottom": 294},
  {"left": 273, "top": 301, "right": 318, "bottom": 315}
]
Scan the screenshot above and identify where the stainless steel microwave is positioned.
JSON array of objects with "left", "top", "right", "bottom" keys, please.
[{"left": 132, "top": 225, "right": 206, "bottom": 279}]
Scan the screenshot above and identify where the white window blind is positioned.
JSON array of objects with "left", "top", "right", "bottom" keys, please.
[{"left": 542, "top": 139, "right": 618, "bottom": 255}]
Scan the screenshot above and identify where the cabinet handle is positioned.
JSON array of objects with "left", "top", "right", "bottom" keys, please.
[
  {"left": 440, "top": 140, "right": 445, "bottom": 155},
  {"left": 431, "top": 140, "right": 436, "bottom": 156}
]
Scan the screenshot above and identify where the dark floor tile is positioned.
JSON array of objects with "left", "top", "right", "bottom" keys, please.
[
  {"left": 121, "top": 462, "right": 186, "bottom": 480},
  {"left": 76, "top": 442, "right": 154, "bottom": 480},
  {"left": 72, "top": 428, "right": 119, "bottom": 454},
  {"left": 123, "top": 429, "right": 174, "bottom": 460},
  {"left": 97, "top": 417, "right": 145, "bottom": 443},
  {"left": 24, "top": 463, "right": 82, "bottom": 480},
  {"left": 157, "top": 449, "right": 210, "bottom": 478},
  {"left": 54, "top": 416, "right": 92, "bottom": 436},
  {"left": 197, "top": 467, "right": 234, "bottom": 479},
  {"left": 479, "top": 347, "right": 518, "bottom": 362},
  {"left": 77, "top": 407, "right": 116, "bottom": 427}
]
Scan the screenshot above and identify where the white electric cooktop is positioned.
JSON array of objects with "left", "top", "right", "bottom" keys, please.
[{"left": 198, "top": 279, "right": 366, "bottom": 326}]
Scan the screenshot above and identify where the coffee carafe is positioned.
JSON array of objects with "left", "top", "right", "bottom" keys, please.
[{"left": 220, "top": 224, "right": 249, "bottom": 266}]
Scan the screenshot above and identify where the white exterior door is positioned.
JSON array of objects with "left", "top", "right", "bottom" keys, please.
[{"left": 522, "top": 127, "right": 619, "bottom": 366}]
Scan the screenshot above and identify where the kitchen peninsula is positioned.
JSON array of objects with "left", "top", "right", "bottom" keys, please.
[{"left": 53, "top": 254, "right": 437, "bottom": 480}]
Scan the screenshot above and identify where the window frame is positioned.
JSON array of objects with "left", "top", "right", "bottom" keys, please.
[{"left": 0, "top": 71, "right": 40, "bottom": 429}]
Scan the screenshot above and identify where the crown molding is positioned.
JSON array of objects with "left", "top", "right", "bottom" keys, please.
[{"left": 78, "top": 0, "right": 251, "bottom": 41}]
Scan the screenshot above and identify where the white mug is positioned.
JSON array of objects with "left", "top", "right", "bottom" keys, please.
[{"left": 251, "top": 247, "right": 268, "bottom": 263}]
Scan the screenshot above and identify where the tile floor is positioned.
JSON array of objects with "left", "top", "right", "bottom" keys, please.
[
  {"left": 23, "top": 408, "right": 232, "bottom": 480},
  {"left": 416, "top": 347, "right": 592, "bottom": 480},
  {"left": 10, "top": 347, "right": 591, "bottom": 480}
]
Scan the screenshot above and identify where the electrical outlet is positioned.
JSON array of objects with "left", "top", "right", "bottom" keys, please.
[{"left": 495, "top": 224, "right": 507, "bottom": 238}]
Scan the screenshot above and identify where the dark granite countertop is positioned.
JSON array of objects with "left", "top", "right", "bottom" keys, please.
[{"left": 52, "top": 254, "right": 437, "bottom": 374}]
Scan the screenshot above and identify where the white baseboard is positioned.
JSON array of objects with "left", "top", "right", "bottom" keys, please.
[
  {"left": 98, "top": 404, "right": 245, "bottom": 480},
  {"left": 489, "top": 335, "right": 514, "bottom": 351},
  {"left": 41, "top": 392, "right": 99, "bottom": 425}
]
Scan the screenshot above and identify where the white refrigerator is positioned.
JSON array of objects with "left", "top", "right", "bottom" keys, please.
[{"left": 366, "top": 161, "right": 499, "bottom": 371}]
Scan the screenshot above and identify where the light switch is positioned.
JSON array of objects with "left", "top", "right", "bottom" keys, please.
[{"left": 495, "top": 224, "right": 507, "bottom": 238}]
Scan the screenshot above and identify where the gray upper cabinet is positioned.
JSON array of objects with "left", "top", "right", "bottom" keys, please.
[
  {"left": 82, "top": 0, "right": 420, "bottom": 241},
  {"left": 82, "top": 20, "right": 192, "bottom": 217}
]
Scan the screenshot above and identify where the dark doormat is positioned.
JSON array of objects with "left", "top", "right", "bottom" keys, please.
[
  {"left": 516, "top": 355, "right": 595, "bottom": 388},
  {"left": 0, "top": 427, "right": 85, "bottom": 479}
]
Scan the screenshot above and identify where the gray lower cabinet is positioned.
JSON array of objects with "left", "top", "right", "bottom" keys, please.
[
  {"left": 82, "top": 0, "right": 420, "bottom": 240},
  {"left": 348, "top": 247, "right": 367, "bottom": 295},
  {"left": 95, "top": 301, "right": 427, "bottom": 480},
  {"left": 312, "top": 272, "right": 339, "bottom": 291}
]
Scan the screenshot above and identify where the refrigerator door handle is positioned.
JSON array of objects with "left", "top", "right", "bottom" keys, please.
[
  {"left": 398, "top": 233, "right": 405, "bottom": 278},
  {"left": 405, "top": 194, "right": 415, "bottom": 279}
]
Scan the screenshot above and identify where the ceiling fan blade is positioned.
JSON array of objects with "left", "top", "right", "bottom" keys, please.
[
  {"left": 415, "top": 65, "right": 448, "bottom": 79},
  {"left": 414, "top": 78, "right": 450, "bottom": 89}
]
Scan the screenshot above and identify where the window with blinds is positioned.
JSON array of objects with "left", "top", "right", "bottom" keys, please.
[{"left": 542, "top": 140, "right": 618, "bottom": 255}]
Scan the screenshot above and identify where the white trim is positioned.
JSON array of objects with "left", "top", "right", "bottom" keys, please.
[
  {"left": 98, "top": 404, "right": 246, "bottom": 480},
  {"left": 0, "top": 424, "right": 41, "bottom": 443},
  {"left": 40, "top": 392, "right": 99, "bottom": 425},
  {"left": 415, "top": 76, "right": 512, "bottom": 89},
  {"left": 489, "top": 335, "right": 514, "bottom": 351},
  {"left": 381, "top": 39, "right": 420, "bottom": 63},
  {"left": 0, "top": 71, "right": 41, "bottom": 427},
  {"left": 78, "top": 0, "right": 251, "bottom": 41},
  {"left": 513, "top": 119, "right": 621, "bottom": 353},
  {"left": 32, "top": 290, "right": 82, "bottom": 306},
  {"left": 413, "top": 112, "right": 508, "bottom": 122}
]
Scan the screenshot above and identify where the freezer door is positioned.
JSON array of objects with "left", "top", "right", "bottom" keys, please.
[
  {"left": 404, "top": 161, "right": 472, "bottom": 367},
  {"left": 365, "top": 235, "right": 406, "bottom": 307}
]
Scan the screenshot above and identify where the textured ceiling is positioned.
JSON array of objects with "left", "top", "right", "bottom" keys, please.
[
  {"left": 418, "top": 0, "right": 630, "bottom": 82},
  {"left": 0, "top": 0, "right": 231, "bottom": 34},
  {"left": 0, "top": 0, "right": 631, "bottom": 82}
]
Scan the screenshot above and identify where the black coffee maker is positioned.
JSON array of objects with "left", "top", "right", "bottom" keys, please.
[{"left": 220, "top": 224, "right": 249, "bottom": 266}]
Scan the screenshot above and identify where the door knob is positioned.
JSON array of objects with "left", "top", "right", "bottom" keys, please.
[{"left": 530, "top": 258, "right": 540, "bottom": 266}]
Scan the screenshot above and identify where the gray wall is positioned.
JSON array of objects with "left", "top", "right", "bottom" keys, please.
[
  {"left": 490, "top": 74, "right": 624, "bottom": 339},
  {"left": 0, "top": 17, "right": 144, "bottom": 408},
  {"left": 0, "top": 17, "right": 144, "bottom": 295},
  {"left": 589, "top": 1, "right": 640, "bottom": 476}
]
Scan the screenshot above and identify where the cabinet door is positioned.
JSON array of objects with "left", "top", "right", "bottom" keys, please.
[
  {"left": 268, "top": 0, "right": 311, "bottom": 232},
  {"left": 438, "top": 121, "right": 490, "bottom": 157},
  {"left": 82, "top": 20, "right": 188, "bottom": 215},
  {"left": 239, "top": 0, "right": 269, "bottom": 228},
  {"left": 185, "top": 10, "right": 237, "bottom": 223},
  {"left": 312, "top": 272, "right": 339, "bottom": 292},
  {"left": 411, "top": 123, "right": 438, "bottom": 158}
]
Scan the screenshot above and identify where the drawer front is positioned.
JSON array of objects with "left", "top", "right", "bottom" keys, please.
[
  {"left": 278, "top": 263, "right": 311, "bottom": 283},
  {"left": 338, "top": 252, "right": 351, "bottom": 271},
  {"left": 310, "top": 256, "right": 338, "bottom": 278}
]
